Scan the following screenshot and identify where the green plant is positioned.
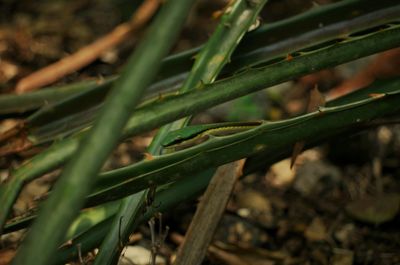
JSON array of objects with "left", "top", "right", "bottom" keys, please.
[{"left": 1, "top": 1, "right": 400, "bottom": 264}]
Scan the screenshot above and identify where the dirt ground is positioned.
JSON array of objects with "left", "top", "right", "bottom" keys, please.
[{"left": 1, "top": 0, "right": 400, "bottom": 264}]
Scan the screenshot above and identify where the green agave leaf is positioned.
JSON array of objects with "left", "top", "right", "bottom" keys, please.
[
  {"left": 10, "top": 1, "right": 195, "bottom": 265},
  {"left": 4, "top": 78, "right": 400, "bottom": 264},
  {"left": 20, "top": 1, "right": 400, "bottom": 144},
  {"left": 1, "top": 21, "right": 400, "bottom": 236},
  {"left": 94, "top": 1, "right": 269, "bottom": 264},
  {"left": 89, "top": 85, "right": 400, "bottom": 205}
]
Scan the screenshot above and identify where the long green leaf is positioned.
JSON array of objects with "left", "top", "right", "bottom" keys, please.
[
  {"left": 3, "top": 0, "right": 394, "bottom": 115},
  {"left": 40, "top": 79, "right": 400, "bottom": 264},
  {"left": 1, "top": 22, "right": 399, "bottom": 234},
  {"left": 21, "top": 0, "right": 400, "bottom": 143},
  {"left": 94, "top": 1, "right": 268, "bottom": 264},
  {"left": 86, "top": 83, "right": 400, "bottom": 204},
  {"left": 53, "top": 83, "right": 400, "bottom": 264},
  {"left": 0, "top": 79, "right": 109, "bottom": 115},
  {"left": 4, "top": 78, "right": 400, "bottom": 264},
  {"left": 10, "top": 1, "right": 195, "bottom": 265},
  {"left": 55, "top": 168, "right": 215, "bottom": 265}
]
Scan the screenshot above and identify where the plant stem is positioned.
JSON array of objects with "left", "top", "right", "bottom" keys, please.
[{"left": 10, "top": 1, "right": 194, "bottom": 264}]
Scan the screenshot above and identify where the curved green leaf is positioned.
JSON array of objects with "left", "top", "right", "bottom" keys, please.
[
  {"left": 10, "top": 1, "right": 195, "bottom": 264},
  {"left": 1, "top": 22, "right": 399, "bottom": 235}
]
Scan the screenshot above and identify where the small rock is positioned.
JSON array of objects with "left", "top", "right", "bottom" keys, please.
[
  {"left": 293, "top": 160, "right": 341, "bottom": 196},
  {"left": 119, "top": 245, "right": 165, "bottom": 265},
  {"left": 331, "top": 248, "right": 354, "bottom": 265},
  {"left": 235, "top": 190, "right": 275, "bottom": 227},
  {"left": 346, "top": 193, "right": 400, "bottom": 225},
  {"left": 304, "top": 217, "right": 327, "bottom": 242},
  {"left": 236, "top": 190, "right": 272, "bottom": 213},
  {"left": 265, "top": 159, "right": 295, "bottom": 188},
  {"left": 334, "top": 223, "right": 355, "bottom": 246}
]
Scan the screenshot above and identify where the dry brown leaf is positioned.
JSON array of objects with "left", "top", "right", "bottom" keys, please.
[
  {"left": 328, "top": 47, "right": 400, "bottom": 99},
  {"left": 0, "top": 249, "right": 16, "bottom": 265}
]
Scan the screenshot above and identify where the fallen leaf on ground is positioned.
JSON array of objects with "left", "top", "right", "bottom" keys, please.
[
  {"left": 304, "top": 217, "right": 327, "bottom": 242},
  {"left": 345, "top": 193, "right": 400, "bottom": 225}
]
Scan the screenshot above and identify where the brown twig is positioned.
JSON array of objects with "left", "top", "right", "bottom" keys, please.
[
  {"left": 15, "top": 0, "right": 160, "bottom": 94},
  {"left": 148, "top": 213, "right": 169, "bottom": 265},
  {"left": 173, "top": 159, "right": 246, "bottom": 265}
]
